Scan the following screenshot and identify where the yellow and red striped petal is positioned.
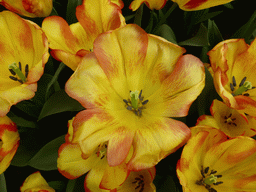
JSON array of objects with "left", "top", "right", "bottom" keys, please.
[
  {"left": 0, "top": 0, "right": 53, "bottom": 18},
  {"left": 0, "top": 116, "right": 19, "bottom": 174},
  {"left": 20, "top": 171, "right": 55, "bottom": 192},
  {"left": 129, "top": 0, "right": 167, "bottom": 11},
  {"left": 172, "top": 0, "right": 233, "bottom": 11},
  {"left": 0, "top": 11, "right": 49, "bottom": 116},
  {"left": 128, "top": 117, "right": 190, "bottom": 171},
  {"left": 65, "top": 53, "right": 123, "bottom": 110}
]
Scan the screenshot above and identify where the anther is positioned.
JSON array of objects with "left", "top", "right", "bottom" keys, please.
[
  {"left": 142, "top": 100, "right": 149, "bottom": 105},
  {"left": 25, "top": 64, "right": 29, "bottom": 78},
  {"left": 204, "top": 167, "right": 209, "bottom": 174},
  {"left": 9, "top": 68, "right": 16, "bottom": 75},
  {"left": 239, "top": 77, "right": 247, "bottom": 87},
  {"left": 123, "top": 99, "right": 129, "bottom": 105},
  {"left": 19, "top": 62, "right": 22, "bottom": 71},
  {"left": 243, "top": 93, "right": 250, "bottom": 96},
  {"left": 127, "top": 106, "right": 133, "bottom": 111},
  {"left": 232, "top": 76, "right": 236, "bottom": 87},
  {"left": 230, "top": 83, "right": 234, "bottom": 91}
]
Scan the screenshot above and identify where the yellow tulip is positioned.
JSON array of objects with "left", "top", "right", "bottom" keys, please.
[
  {"left": 65, "top": 24, "right": 205, "bottom": 171},
  {"left": 0, "top": 11, "right": 49, "bottom": 117},
  {"left": 42, "top": 0, "right": 126, "bottom": 71}
]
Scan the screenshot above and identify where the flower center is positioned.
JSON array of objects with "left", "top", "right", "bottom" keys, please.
[
  {"left": 132, "top": 175, "right": 145, "bottom": 191},
  {"left": 224, "top": 113, "right": 237, "bottom": 126},
  {"left": 230, "top": 76, "right": 255, "bottom": 96},
  {"left": 123, "top": 90, "right": 149, "bottom": 117},
  {"left": 8, "top": 62, "right": 29, "bottom": 84},
  {"left": 196, "top": 166, "right": 223, "bottom": 192},
  {"left": 96, "top": 142, "right": 108, "bottom": 159}
]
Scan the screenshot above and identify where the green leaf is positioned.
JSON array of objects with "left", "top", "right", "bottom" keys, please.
[
  {"left": 134, "top": 3, "right": 144, "bottom": 27},
  {"left": 28, "top": 135, "right": 65, "bottom": 170},
  {"left": 48, "top": 181, "right": 66, "bottom": 191},
  {"left": 8, "top": 116, "right": 36, "bottom": 128},
  {"left": 154, "top": 175, "right": 179, "bottom": 192},
  {"left": 38, "top": 89, "right": 84, "bottom": 121},
  {"left": 232, "top": 10, "right": 256, "bottom": 43},
  {"left": 155, "top": 24, "right": 177, "bottom": 44},
  {"left": 179, "top": 23, "right": 209, "bottom": 46},
  {"left": 0, "top": 174, "right": 7, "bottom": 192},
  {"left": 66, "top": 0, "right": 83, "bottom": 24},
  {"left": 66, "top": 175, "right": 86, "bottom": 192},
  {"left": 208, "top": 19, "right": 223, "bottom": 48}
]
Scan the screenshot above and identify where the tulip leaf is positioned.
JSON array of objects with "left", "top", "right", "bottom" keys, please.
[
  {"left": 155, "top": 24, "right": 177, "bottom": 44},
  {"left": 66, "top": 175, "right": 86, "bottom": 192},
  {"left": 28, "top": 135, "right": 65, "bottom": 170},
  {"left": 208, "top": 19, "right": 223, "bottom": 49},
  {"left": 0, "top": 174, "right": 7, "bottom": 192},
  {"left": 48, "top": 181, "right": 66, "bottom": 191},
  {"left": 134, "top": 3, "right": 144, "bottom": 27},
  {"left": 178, "top": 23, "right": 209, "bottom": 46},
  {"left": 38, "top": 89, "right": 84, "bottom": 121},
  {"left": 154, "top": 175, "right": 180, "bottom": 192},
  {"left": 66, "top": 0, "right": 83, "bottom": 24}
]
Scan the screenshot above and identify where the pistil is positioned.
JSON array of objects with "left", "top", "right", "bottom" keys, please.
[{"left": 8, "top": 62, "right": 27, "bottom": 83}]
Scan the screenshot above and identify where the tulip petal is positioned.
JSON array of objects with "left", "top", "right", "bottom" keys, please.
[
  {"left": 128, "top": 117, "right": 190, "bottom": 171},
  {"left": 129, "top": 0, "right": 167, "bottom": 10},
  {"left": 57, "top": 143, "right": 97, "bottom": 179},
  {"left": 65, "top": 53, "right": 123, "bottom": 109}
]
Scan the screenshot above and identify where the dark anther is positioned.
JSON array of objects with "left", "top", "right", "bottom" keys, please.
[
  {"left": 201, "top": 169, "right": 205, "bottom": 178},
  {"left": 204, "top": 167, "right": 209, "bottom": 174},
  {"left": 142, "top": 100, "right": 149, "bottom": 105},
  {"left": 123, "top": 99, "right": 129, "bottom": 104},
  {"left": 210, "top": 170, "right": 217, "bottom": 174},
  {"left": 230, "top": 83, "right": 234, "bottom": 91},
  {"left": 216, "top": 175, "right": 222, "bottom": 178},
  {"left": 9, "top": 68, "right": 16, "bottom": 75},
  {"left": 19, "top": 62, "right": 22, "bottom": 71},
  {"left": 127, "top": 106, "right": 132, "bottom": 111},
  {"left": 100, "top": 155, "right": 105, "bottom": 159},
  {"left": 9, "top": 76, "right": 18, "bottom": 81},
  {"left": 239, "top": 77, "right": 247, "bottom": 87},
  {"left": 243, "top": 93, "right": 250, "bottom": 96},
  {"left": 232, "top": 76, "right": 236, "bottom": 87},
  {"left": 139, "top": 90, "right": 143, "bottom": 101},
  {"left": 209, "top": 188, "right": 217, "bottom": 192},
  {"left": 213, "top": 181, "right": 223, "bottom": 185},
  {"left": 25, "top": 64, "right": 29, "bottom": 78},
  {"left": 252, "top": 86, "right": 256, "bottom": 89}
]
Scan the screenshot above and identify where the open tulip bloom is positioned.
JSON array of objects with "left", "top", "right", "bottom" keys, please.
[
  {"left": 65, "top": 24, "right": 205, "bottom": 171},
  {"left": 0, "top": 11, "right": 49, "bottom": 117},
  {"left": 177, "top": 126, "right": 256, "bottom": 192}
]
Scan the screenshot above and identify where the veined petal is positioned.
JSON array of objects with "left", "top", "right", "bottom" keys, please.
[
  {"left": 76, "top": 0, "right": 125, "bottom": 39},
  {"left": 129, "top": 0, "right": 167, "bottom": 10},
  {"left": 57, "top": 143, "right": 97, "bottom": 179},
  {"left": 196, "top": 115, "right": 220, "bottom": 129},
  {"left": 128, "top": 117, "right": 190, "bottom": 171},
  {"left": 145, "top": 54, "right": 205, "bottom": 117},
  {"left": 0, "top": 0, "right": 53, "bottom": 18},
  {"left": 20, "top": 171, "right": 55, "bottom": 192},
  {"left": 65, "top": 53, "right": 122, "bottom": 109},
  {"left": 107, "top": 127, "right": 134, "bottom": 166},
  {"left": 173, "top": 0, "right": 233, "bottom": 11}
]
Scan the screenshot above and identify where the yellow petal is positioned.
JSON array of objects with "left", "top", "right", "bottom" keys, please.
[
  {"left": 20, "top": 171, "right": 55, "bottom": 192},
  {"left": 0, "top": 0, "right": 53, "bottom": 17},
  {"left": 173, "top": 0, "right": 234, "bottom": 11},
  {"left": 196, "top": 115, "right": 220, "bottom": 129},
  {"left": 128, "top": 117, "right": 190, "bottom": 171},
  {"left": 57, "top": 143, "right": 97, "bottom": 179},
  {"left": 0, "top": 116, "right": 19, "bottom": 174},
  {"left": 129, "top": 0, "right": 167, "bottom": 10}
]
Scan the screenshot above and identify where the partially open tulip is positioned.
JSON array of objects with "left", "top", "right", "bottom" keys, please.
[
  {"left": 58, "top": 118, "right": 130, "bottom": 191},
  {"left": 208, "top": 38, "right": 256, "bottom": 117},
  {"left": 0, "top": 11, "right": 49, "bottom": 117},
  {"left": 172, "top": 0, "right": 233, "bottom": 11},
  {"left": 0, "top": 0, "right": 53, "bottom": 17},
  {"left": 42, "top": 0, "right": 125, "bottom": 71},
  {"left": 197, "top": 99, "right": 256, "bottom": 137},
  {"left": 65, "top": 24, "right": 205, "bottom": 171},
  {"left": 177, "top": 126, "right": 256, "bottom": 192},
  {"left": 129, "top": 0, "right": 167, "bottom": 11},
  {"left": 0, "top": 116, "right": 19, "bottom": 174},
  {"left": 20, "top": 171, "right": 55, "bottom": 192}
]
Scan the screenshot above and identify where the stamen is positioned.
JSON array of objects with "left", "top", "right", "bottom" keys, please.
[
  {"left": 25, "top": 64, "right": 29, "bottom": 78},
  {"left": 232, "top": 76, "right": 236, "bottom": 86},
  {"left": 142, "top": 100, "right": 149, "bottom": 105},
  {"left": 230, "top": 83, "right": 234, "bottom": 91},
  {"left": 239, "top": 77, "right": 247, "bottom": 87},
  {"left": 9, "top": 68, "right": 16, "bottom": 75},
  {"left": 8, "top": 62, "right": 27, "bottom": 83},
  {"left": 234, "top": 80, "right": 253, "bottom": 96}
]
